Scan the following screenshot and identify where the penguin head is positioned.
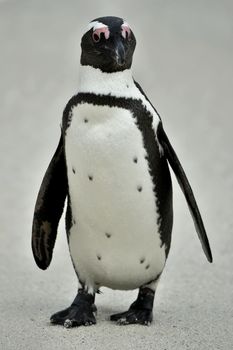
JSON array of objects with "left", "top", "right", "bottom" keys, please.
[{"left": 81, "top": 16, "right": 136, "bottom": 73}]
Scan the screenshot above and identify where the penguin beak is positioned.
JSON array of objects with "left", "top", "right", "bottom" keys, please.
[{"left": 112, "top": 38, "right": 126, "bottom": 66}]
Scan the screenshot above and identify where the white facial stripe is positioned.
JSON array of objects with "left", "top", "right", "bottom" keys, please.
[
  {"left": 121, "top": 21, "right": 131, "bottom": 39},
  {"left": 86, "top": 20, "right": 132, "bottom": 40},
  {"left": 87, "top": 21, "right": 108, "bottom": 31},
  {"left": 122, "top": 21, "right": 130, "bottom": 28}
]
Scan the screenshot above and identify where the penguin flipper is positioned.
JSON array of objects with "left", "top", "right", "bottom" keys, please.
[
  {"left": 157, "top": 122, "right": 213, "bottom": 263},
  {"left": 32, "top": 134, "right": 68, "bottom": 270}
]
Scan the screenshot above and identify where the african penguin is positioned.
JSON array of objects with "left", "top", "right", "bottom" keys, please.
[{"left": 32, "top": 16, "right": 212, "bottom": 327}]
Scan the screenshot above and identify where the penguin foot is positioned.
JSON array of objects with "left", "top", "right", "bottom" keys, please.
[
  {"left": 110, "top": 287, "right": 155, "bottom": 326},
  {"left": 110, "top": 309, "right": 152, "bottom": 325},
  {"left": 50, "top": 290, "right": 96, "bottom": 328},
  {"left": 50, "top": 304, "right": 96, "bottom": 328}
]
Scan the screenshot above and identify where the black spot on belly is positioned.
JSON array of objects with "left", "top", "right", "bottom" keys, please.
[
  {"left": 137, "top": 185, "right": 143, "bottom": 192},
  {"left": 140, "top": 258, "right": 145, "bottom": 264},
  {"left": 72, "top": 167, "right": 76, "bottom": 174},
  {"left": 84, "top": 118, "right": 89, "bottom": 123},
  {"left": 97, "top": 254, "right": 102, "bottom": 261},
  {"left": 133, "top": 157, "right": 138, "bottom": 163},
  {"left": 105, "top": 232, "right": 111, "bottom": 238},
  {"left": 145, "top": 264, "right": 150, "bottom": 270},
  {"left": 88, "top": 175, "right": 93, "bottom": 181}
]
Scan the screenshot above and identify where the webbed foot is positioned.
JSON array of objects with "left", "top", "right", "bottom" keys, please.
[
  {"left": 110, "top": 287, "right": 155, "bottom": 326},
  {"left": 50, "top": 290, "right": 96, "bottom": 328},
  {"left": 110, "top": 308, "right": 152, "bottom": 325}
]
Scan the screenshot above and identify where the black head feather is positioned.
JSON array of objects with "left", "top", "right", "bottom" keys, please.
[{"left": 81, "top": 16, "right": 136, "bottom": 73}]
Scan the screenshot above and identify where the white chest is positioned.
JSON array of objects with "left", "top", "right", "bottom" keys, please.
[{"left": 65, "top": 102, "right": 165, "bottom": 291}]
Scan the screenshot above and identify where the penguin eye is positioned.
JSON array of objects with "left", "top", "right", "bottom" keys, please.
[
  {"left": 92, "top": 27, "right": 110, "bottom": 43},
  {"left": 121, "top": 25, "right": 131, "bottom": 40},
  {"left": 92, "top": 31, "right": 101, "bottom": 43}
]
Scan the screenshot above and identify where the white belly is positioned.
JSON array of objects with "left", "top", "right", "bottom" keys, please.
[{"left": 65, "top": 103, "right": 166, "bottom": 291}]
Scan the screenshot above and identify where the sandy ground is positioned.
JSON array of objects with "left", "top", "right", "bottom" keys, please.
[{"left": 1, "top": 1, "right": 233, "bottom": 349}]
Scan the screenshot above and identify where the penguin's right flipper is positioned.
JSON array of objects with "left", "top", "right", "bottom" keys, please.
[
  {"left": 32, "top": 134, "right": 68, "bottom": 270},
  {"left": 157, "top": 122, "right": 213, "bottom": 263}
]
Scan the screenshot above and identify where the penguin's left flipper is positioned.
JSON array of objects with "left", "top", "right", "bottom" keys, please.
[
  {"left": 31, "top": 134, "right": 68, "bottom": 270},
  {"left": 157, "top": 122, "right": 213, "bottom": 263}
]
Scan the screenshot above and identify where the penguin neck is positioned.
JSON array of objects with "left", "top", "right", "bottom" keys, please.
[{"left": 78, "top": 64, "right": 136, "bottom": 98}]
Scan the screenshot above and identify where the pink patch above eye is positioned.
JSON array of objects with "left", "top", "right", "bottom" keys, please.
[
  {"left": 92, "top": 27, "right": 110, "bottom": 42},
  {"left": 121, "top": 25, "right": 131, "bottom": 39}
]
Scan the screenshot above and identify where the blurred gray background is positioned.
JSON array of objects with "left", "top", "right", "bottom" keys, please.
[{"left": 0, "top": 0, "right": 232, "bottom": 349}]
